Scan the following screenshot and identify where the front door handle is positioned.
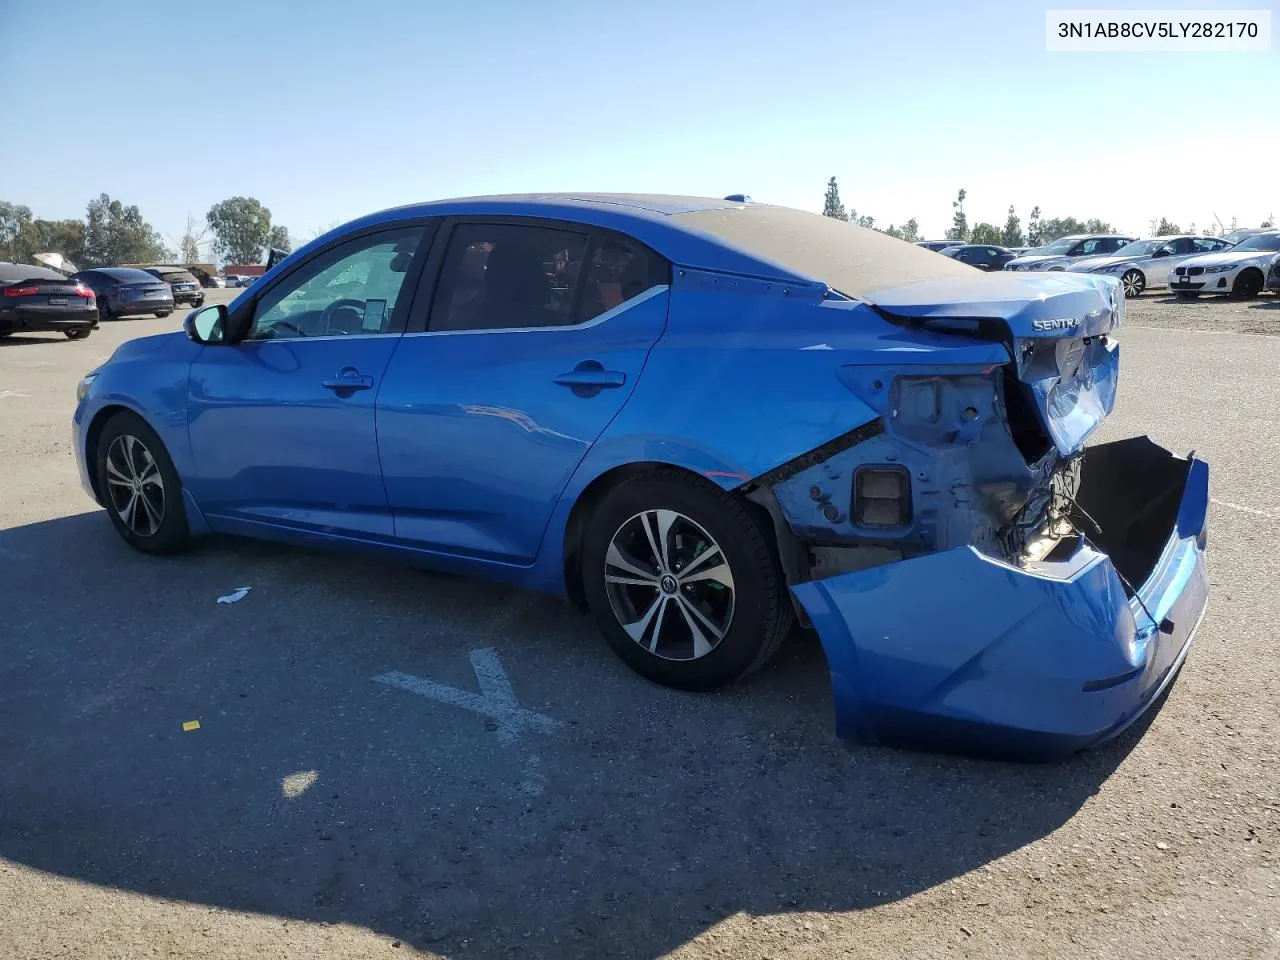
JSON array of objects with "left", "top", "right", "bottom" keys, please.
[
  {"left": 554, "top": 361, "right": 626, "bottom": 394},
  {"left": 322, "top": 367, "right": 374, "bottom": 392}
]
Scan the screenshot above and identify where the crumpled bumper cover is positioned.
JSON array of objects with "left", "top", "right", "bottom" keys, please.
[{"left": 791, "top": 437, "right": 1209, "bottom": 763}]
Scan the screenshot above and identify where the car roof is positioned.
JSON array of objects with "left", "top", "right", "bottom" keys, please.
[
  {"left": 325, "top": 194, "right": 976, "bottom": 298},
  {"left": 84, "top": 267, "right": 160, "bottom": 281}
]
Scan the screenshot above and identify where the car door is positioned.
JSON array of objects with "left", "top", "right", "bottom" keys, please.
[
  {"left": 185, "top": 222, "right": 433, "bottom": 538},
  {"left": 376, "top": 219, "right": 670, "bottom": 564}
]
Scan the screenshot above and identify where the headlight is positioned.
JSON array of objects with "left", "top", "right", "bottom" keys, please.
[
  {"left": 1203, "top": 264, "right": 1234, "bottom": 273},
  {"left": 76, "top": 372, "right": 97, "bottom": 403},
  {"left": 1092, "top": 263, "right": 1126, "bottom": 273}
]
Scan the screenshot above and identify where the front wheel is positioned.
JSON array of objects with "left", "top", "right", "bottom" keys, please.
[
  {"left": 1120, "top": 269, "right": 1146, "bottom": 298},
  {"left": 64, "top": 328, "right": 91, "bottom": 340},
  {"left": 94, "top": 412, "right": 191, "bottom": 554},
  {"left": 1230, "top": 269, "right": 1263, "bottom": 300},
  {"left": 581, "top": 470, "right": 793, "bottom": 691}
]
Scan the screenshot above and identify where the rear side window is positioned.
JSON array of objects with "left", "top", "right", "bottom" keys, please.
[{"left": 429, "top": 223, "right": 666, "bottom": 333}]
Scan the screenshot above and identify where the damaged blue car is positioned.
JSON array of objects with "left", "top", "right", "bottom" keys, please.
[{"left": 71, "top": 194, "right": 1209, "bottom": 762}]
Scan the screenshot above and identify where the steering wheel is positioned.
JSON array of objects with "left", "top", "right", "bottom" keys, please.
[
  {"left": 320, "top": 298, "right": 367, "bottom": 335},
  {"left": 265, "top": 318, "right": 306, "bottom": 338}
]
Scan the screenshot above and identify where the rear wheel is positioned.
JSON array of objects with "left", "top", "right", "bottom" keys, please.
[
  {"left": 1230, "top": 269, "right": 1263, "bottom": 300},
  {"left": 1120, "top": 269, "right": 1145, "bottom": 298},
  {"left": 64, "top": 327, "right": 91, "bottom": 340},
  {"left": 94, "top": 411, "right": 191, "bottom": 554},
  {"left": 156, "top": 310, "right": 172, "bottom": 318},
  {"left": 98, "top": 299, "right": 111, "bottom": 322},
  {"left": 581, "top": 470, "right": 793, "bottom": 691}
]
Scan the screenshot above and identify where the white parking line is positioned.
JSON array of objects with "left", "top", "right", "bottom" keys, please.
[
  {"left": 1212, "top": 497, "right": 1280, "bottom": 521},
  {"left": 374, "top": 648, "right": 564, "bottom": 796}
]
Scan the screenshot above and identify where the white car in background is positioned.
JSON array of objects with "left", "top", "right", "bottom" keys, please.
[
  {"left": 1002, "top": 233, "right": 1135, "bottom": 271},
  {"left": 1067, "top": 235, "right": 1233, "bottom": 297},
  {"left": 1168, "top": 231, "right": 1280, "bottom": 299}
]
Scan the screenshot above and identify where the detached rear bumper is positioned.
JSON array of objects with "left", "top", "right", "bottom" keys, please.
[{"left": 791, "top": 436, "right": 1209, "bottom": 763}]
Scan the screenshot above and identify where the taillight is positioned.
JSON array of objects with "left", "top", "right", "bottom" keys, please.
[
  {"left": 3, "top": 285, "right": 39, "bottom": 297},
  {"left": 75, "top": 284, "right": 95, "bottom": 301}
]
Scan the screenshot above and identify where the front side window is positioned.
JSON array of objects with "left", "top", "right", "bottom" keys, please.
[
  {"left": 429, "top": 223, "right": 666, "bottom": 333},
  {"left": 248, "top": 227, "right": 423, "bottom": 340}
]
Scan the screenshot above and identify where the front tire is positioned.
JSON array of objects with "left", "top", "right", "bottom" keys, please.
[
  {"left": 1230, "top": 269, "right": 1263, "bottom": 300},
  {"left": 581, "top": 469, "right": 793, "bottom": 691},
  {"left": 94, "top": 412, "right": 191, "bottom": 554},
  {"left": 1120, "top": 269, "right": 1146, "bottom": 298}
]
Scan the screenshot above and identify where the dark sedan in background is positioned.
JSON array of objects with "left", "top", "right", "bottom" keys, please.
[
  {"left": 70, "top": 267, "right": 175, "bottom": 322},
  {"left": 942, "top": 243, "right": 1018, "bottom": 271},
  {"left": 0, "top": 262, "right": 97, "bottom": 340},
  {"left": 144, "top": 267, "right": 205, "bottom": 308}
]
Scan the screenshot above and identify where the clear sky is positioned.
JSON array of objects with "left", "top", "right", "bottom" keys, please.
[{"left": 3, "top": 0, "right": 1277, "bottom": 251}]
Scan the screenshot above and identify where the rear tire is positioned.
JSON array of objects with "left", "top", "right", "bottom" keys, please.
[
  {"left": 94, "top": 411, "right": 191, "bottom": 555},
  {"left": 64, "top": 328, "right": 91, "bottom": 340},
  {"left": 156, "top": 310, "right": 172, "bottom": 318},
  {"left": 581, "top": 469, "right": 793, "bottom": 691},
  {"left": 98, "top": 299, "right": 111, "bottom": 322}
]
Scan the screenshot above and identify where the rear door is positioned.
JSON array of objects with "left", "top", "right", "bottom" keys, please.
[{"left": 376, "top": 219, "right": 670, "bottom": 563}]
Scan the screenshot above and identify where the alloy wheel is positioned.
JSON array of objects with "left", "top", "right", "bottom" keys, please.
[
  {"left": 603, "top": 509, "right": 735, "bottom": 662},
  {"left": 1121, "top": 269, "right": 1145, "bottom": 298},
  {"left": 104, "top": 434, "right": 166, "bottom": 537}
]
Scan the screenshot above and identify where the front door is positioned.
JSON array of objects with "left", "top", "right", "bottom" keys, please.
[
  {"left": 186, "top": 224, "right": 431, "bottom": 538},
  {"left": 376, "top": 220, "right": 670, "bottom": 564}
]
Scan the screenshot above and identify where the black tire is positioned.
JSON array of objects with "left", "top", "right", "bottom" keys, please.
[
  {"left": 156, "top": 310, "right": 172, "bottom": 318},
  {"left": 0, "top": 331, "right": 13, "bottom": 339},
  {"left": 581, "top": 469, "right": 793, "bottom": 691},
  {"left": 1230, "top": 269, "right": 1263, "bottom": 300},
  {"left": 64, "top": 327, "right": 91, "bottom": 340},
  {"left": 94, "top": 411, "right": 191, "bottom": 555},
  {"left": 1120, "top": 269, "right": 1145, "bottom": 298},
  {"left": 98, "top": 299, "right": 111, "bottom": 323}
]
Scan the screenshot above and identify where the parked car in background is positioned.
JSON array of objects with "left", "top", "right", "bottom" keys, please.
[
  {"left": 1067, "top": 235, "right": 1234, "bottom": 297},
  {"left": 915, "top": 240, "right": 966, "bottom": 253},
  {"left": 1267, "top": 253, "right": 1280, "bottom": 293},
  {"left": 144, "top": 267, "right": 206, "bottom": 308},
  {"left": 222, "top": 275, "right": 241, "bottom": 287},
  {"left": 1003, "top": 234, "right": 1136, "bottom": 271},
  {"left": 1168, "top": 231, "right": 1280, "bottom": 299},
  {"left": 941, "top": 244, "right": 1018, "bottom": 271},
  {"left": 70, "top": 267, "right": 175, "bottom": 321},
  {"left": 0, "top": 262, "right": 97, "bottom": 339},
  {"left": 1223, "top": 227, "right": 1268, "bottom": 244},
  {"left": 202, "top": 275, "right": 227, "bottom": 288},
  {"left": 71, "top": 193, "right": 1210, "bottom": 762}
]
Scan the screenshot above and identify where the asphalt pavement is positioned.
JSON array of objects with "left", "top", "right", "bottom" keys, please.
[{"left": 0, "top": 292, "right": 1277, "bottom": 960}]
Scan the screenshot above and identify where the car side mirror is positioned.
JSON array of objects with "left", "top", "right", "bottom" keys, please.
[{"left": 185, "top": 304, "right": 229, "bottom": 345}]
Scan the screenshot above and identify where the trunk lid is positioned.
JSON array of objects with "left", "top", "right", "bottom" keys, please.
[{"left": 863, "top": 272, "right": 1124, "bottom": 457}]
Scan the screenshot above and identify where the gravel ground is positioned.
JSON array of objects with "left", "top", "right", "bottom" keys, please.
[{"left": 0, "top": 292, "right": 1276, "bottom": 960}]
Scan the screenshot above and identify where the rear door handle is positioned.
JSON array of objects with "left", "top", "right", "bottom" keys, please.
[{"left": 322, "top": 367, "right": 374, "bottom": 392}]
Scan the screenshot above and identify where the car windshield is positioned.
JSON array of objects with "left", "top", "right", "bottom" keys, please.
[
  {"left": 1040, "top": 237, "right": 1078, "bottom": 255},
  {"left": 1112, "top": 240, "right": 1162, "bottom": 258},
  {"left": 1231, "top": 233, "right": 1280, "bottom": 252}
]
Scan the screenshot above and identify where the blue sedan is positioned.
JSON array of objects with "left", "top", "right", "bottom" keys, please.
[{"left": 71, "top": 194, "right": 1210, "bottom": 762}]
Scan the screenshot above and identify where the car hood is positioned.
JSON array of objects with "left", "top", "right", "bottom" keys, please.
[
  {"left": 1005, "top": 254, "right": 1067, "bottom": 268},
  {"left": 1067, "top": 255, "right": 1131, "bottom": 272},
  {"left": 1180, "top": 250, "right": 1274, "bottom": 268}
]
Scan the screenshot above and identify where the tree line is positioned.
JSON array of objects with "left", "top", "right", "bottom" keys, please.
[
  {"left": 820, "top": 177, "right": 1255, "bottom": 247},
  {"left": 0, "top": 195, "right": 292, "bottom": 270}
]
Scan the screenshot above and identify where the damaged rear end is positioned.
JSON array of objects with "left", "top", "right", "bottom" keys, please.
[{"left": 746, "top": 272, "right": 1209, "bottom": 762}]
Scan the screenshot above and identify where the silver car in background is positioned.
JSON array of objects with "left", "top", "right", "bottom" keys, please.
[
  {"left": 1003, "top": 234, "right": 1135, "bottom": 271},
  {"left": 1066, "top": 235, "right": 1234, "bottom": 297}
]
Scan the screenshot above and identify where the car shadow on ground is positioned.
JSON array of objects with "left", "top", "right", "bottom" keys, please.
[{"left": 0, "top": 512, "right": 1162, "bottom": 959}]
